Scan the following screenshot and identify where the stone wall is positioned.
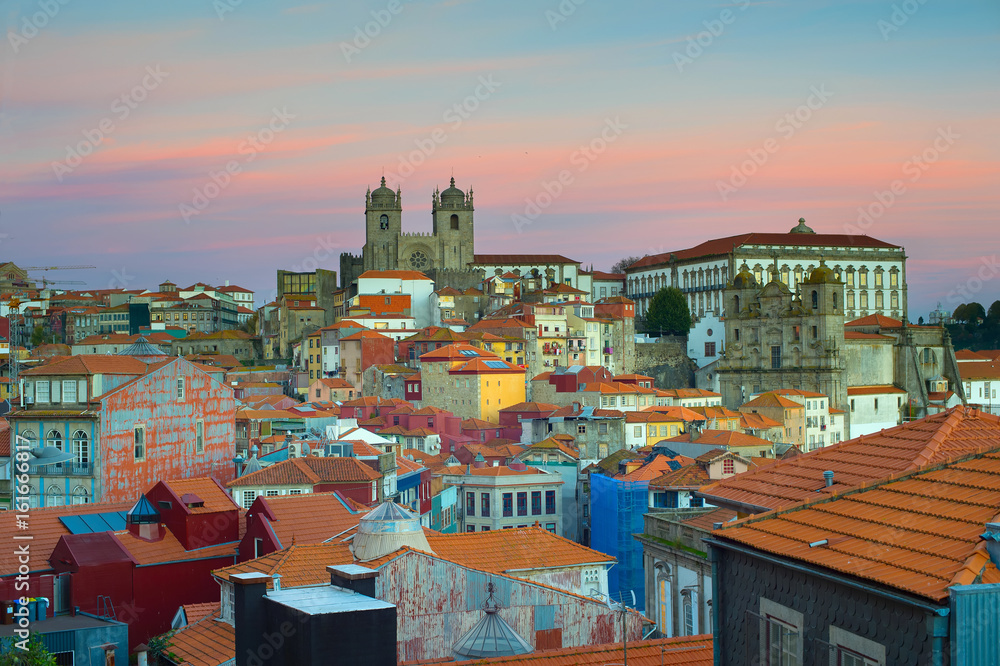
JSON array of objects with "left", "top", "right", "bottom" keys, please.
[{"left": 635, "top": 337, "right": 696, "bottom": 389}]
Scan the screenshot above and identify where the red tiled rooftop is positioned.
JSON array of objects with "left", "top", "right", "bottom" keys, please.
[
  {"left": 699, "top": 407, "right": 1000, "bottom": 513},
  {"left": 450, "top": 634, "right": 713, "bottom": 666},
  {"left": 715, "top": 442, "right": 1000, "bottom": 603},
  {"left": 227, "top": 456, "right": 381, "bottom": 487},
  {"left": 168, "top": 609, "right": 234, "bottom": 666}
]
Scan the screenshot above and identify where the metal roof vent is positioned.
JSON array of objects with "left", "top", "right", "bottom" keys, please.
[
  {"left": 981, "top": 523, "right": 1000, "bottom": 568},
  {"left": 823, "top": 470, "right": 834, "bottom": 487}
]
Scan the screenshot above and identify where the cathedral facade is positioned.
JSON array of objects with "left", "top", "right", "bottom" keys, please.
[{"left": 340, "top": 177, "right": 479, "bottom": 289}]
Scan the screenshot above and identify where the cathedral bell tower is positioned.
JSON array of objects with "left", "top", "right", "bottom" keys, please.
[
  {"left": 363, "top": 177, "right": 402, "bottom": 272},
  {"left": 432, "top": 177, "right": 475, "bottom": 271}
]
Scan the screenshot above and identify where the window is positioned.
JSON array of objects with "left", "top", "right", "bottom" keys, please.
[
  {"left": 134, "top": 425, "right": 145, "bottom": 461},
  {"left": 545, "top": 523, "right": 556, "bottom": 533},
  {"left": 503, "top": 493, "right": 513, "bottom": 517},
  {"left": 578, "top": 424, "right": 586, "bottom": 435},
  {"left": 466, "top": 525, "right": 476, "bottom": 533},
  {"left": 62, "top": 380, "right": 77, "bottom": 403},
  {"left": 634, "top": 426, "right": 642, "bottom": 437},
  {"left": 196, "top": 419, "right": 204, "bottom": 453},
  {"left": 771, "top": 346, "right": 782, "bottom": 369},
  {"left": 72, "top": 430, "right": 90, "bottom": 468},
  {"left": 242, "top": 490, "right": 257, "bottom": 509},
  {"left": 531, "top": 491, "right": 542, "bottom": 515},
  {"left": 599, "top": 423, "right": 608, "bottom": 435},
  {"left": 35, "top": 380, "right": 50, "bottom": 403},
  {"left": 177, "top": 377, "right": 185, "bottom": 400},
  {"left": 723, "top": 458, "right": 734, "bottom": 474},
  {"left": 481, "top": 493, "right": 490, "bottom": 518},
  {"left": 760, "top": 598, "right": 803, "bottom": 666},
  {"left": 683, "top": 594, "right": 695, "bottom": 635},
  {"left": 517, "top": 492, "right": 527, "bottom": 516},
  {"left": 829, "top": 626, "right": 885, "bottom": 665},
  {"left": 545, "top": 490, "right": 556, "bottom": 514},
  {"left": 705, "top": 342, "right": 716, "bottom": 357}
]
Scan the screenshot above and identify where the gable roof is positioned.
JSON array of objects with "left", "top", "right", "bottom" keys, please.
[
  {"left": 227, "top": 456, "right": 381, "bottom": 487},
  {"left": 845, "top": 313, "right": 905, "bottom": 328},
  {"left": 168, "top": 608, "right": 234, "bottom": 666},
  {"left": 740, "top": 393, "right": 804, "bottom": 410},
  {"left": 22, "top": 355, "right": 150, "bottom": 376},
  {"left": 699, "top": 407, "right": 1000, "bottom": 513},
  {"left": 424, "top": 526, "right": 615, "bottom": 573},
  {"left": 251, "top": 492, "right": 361, "bottom": 548},
  {"left": 714, "top": 443, "right": 1000, "bottom": 603},
  {"left": 667, "top": 430, "right": 773, "bottom": 450}
]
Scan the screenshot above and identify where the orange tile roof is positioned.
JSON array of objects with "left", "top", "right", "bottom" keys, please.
[
  {"left": 526, "top": 437, "right": 579, "bottom": 459},
  {"left": 425, "top": 526, "right": 614, "bottom": 573},
  {"left": 959, "top": 360, "right": 1000, "bottom": 380},
  {"left": 771, "top": 388, "right": 827, "bottom": 398},
  {"left": 956, "top": 349, "right": 988, "bottom": 361},
  {"left": 739, "top": 412, "right": 783, "bottom": 429},
  {"left": 0, "top": 501, "right": 133, "bottom": 576},
  {"left": 844, "top": 331, "right": 895, "bottom": 340},
  {"left": 847, "top": 385, "right": 907, "bottom": 395},
  {"left": 625, "top": 411, "right": 685, "bottom": 424},
  {"left": 227, "top": 456, "right": 381, "bottom": 487},
  {"left": 22, "top": 355, "right": 150, "bottom": 376},
  {"left": 180, "top": 602, "right": 218, "bottom": 626},
  {"left": 213, "top": 543, "right": 355, "bottom": 587},
  {"left": 667, "top": 430, "right": 773, "bottom": 450},
  {"left": 687, "top": 406, "right": 741, "bottom": 420},
  {"left": 699, "top": 407, "right": 1000, "bottom": 513},
  {"left": 340, "top": 330, "right": 392, "bottom": 342},
  {"left": 681, "top": 507, "right": 738, "bottom": 531},
  {"left": 254, "top": 492, "right": 361, "bottom": 548},
  {"left": 845, "top": 313, "right": 904, "bottom": 328},
  {"left": 619, "top": 455, "right": 695, "bottom": 482},
  {"left": 160, "top": 477, "right": 241, "bottom": 514},
  {"left": 473, "top": 253, "right": 580, "bottom": 265},
  {"left": 715, "top": 444, "right": 1000, "bottom": 603},
  {"left": 740, "top": 393, "right": 803, "bottom": 409},
  {"left": 642, "top": 405, "right": 706, "bottom": 421},
  {"left": 168, "top": 609, "right": 234, "bottom": 666},
  {"left": 658, "top": 388, "right": 721, "bottom": 399},
  {"left": 449, "top": 634, "right": 713, "bottom": 666},
  {"left": 114, "top": 527, "right": 237, "bottom": 566},
  {"left": 438, "top": 465, "right": 556, "bottom": 479},
  {"left": 649, "top": 463, "right": 711, "bottom": 489}
]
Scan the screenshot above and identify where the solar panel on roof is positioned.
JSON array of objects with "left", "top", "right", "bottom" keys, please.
[
  {"left": 460, "top": 349, "right": 479, "bottom": 356},
  {"left": 484, "top": 360, "right": 507, "bottom": 369},
  {"left": 59, "top": 515, "right": 90, "bottom": 534},
  {"left": 59, "top": 511, "right": 129, "bottom": 535}
]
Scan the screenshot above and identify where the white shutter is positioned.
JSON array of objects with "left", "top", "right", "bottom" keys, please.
[
  {"left": 51, "top": 380, "right": 61, "bottom": 403},
  {"left": 79, "top": 380, "right": 88, "bottom": 402}
]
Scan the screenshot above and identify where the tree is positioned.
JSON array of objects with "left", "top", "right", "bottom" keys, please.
[
  {"left": 917, "top": 316, "right": 924, "bottom": 325},
  {"left": 987, "top": 300, "right": 1000, "bottom": 324},
  {"left": 967, "top": 302, "right": 987, "bottom": 323},
  {"left": 953, "top": 303, "right": 969, "bottom": 322},
  {"left": 645, "top": 287, "right": 691, "bottom": 336},
  {"left": 29, "top": 326, "right": 51, "bottom": 347},
  {"left": 0, "top": 633, "right": 57, "bottom": 666},
  {"left": 610, "top": 256, "right": 641, "bottom": 275}
]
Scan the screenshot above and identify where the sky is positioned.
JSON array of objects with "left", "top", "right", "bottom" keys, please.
[{"left": 1, "top": 0, "right": 998, "bottom": 316}]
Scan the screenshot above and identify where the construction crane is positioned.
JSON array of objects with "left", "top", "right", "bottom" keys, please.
[{"left": 20, "top": 265, "right": 96, "bottom": 271}]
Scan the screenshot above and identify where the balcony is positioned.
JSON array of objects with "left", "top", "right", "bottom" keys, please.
[{"left": 603, "top": 347, "right": 614, "bottom": 355}]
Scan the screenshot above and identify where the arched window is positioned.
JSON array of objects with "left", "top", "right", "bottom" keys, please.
[
  {"left": 682, "top": 591, "right": 697, "bottom": 635},
  {"left": 46, "top": 430, "right": 63, "bottom": 451},
  {"left": 450, "top": 214, "right": 459, "bottom": 230},
  {"left": 19, "top": 429, "right": 37, "bottom": 448},
  {"left": 72, "top": 430, "right": 90, "bottom": 469},
  {"left": 811, "top": 290, "right": 818, "bottom": 310},
  {"left": 733, "top": 295, "right": 740, "bottom": 314},
  {"left": 72, "top": 486, "right": 90, "bottom": 506},
  {"left": 47, "top": 486, "right": 65, "bottom": 509}
]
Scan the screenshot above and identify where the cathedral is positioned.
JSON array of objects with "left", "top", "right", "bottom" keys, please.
[{"left": 340, "top": 177, "right": 480, "bottom": 289}]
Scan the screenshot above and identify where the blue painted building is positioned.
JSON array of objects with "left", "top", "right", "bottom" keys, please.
[
  {"left": 589, "top": 473, "right": 648, "bottom": 609},
  {"left": 0, "top": 611, "right": 128, "bottom": 666}
]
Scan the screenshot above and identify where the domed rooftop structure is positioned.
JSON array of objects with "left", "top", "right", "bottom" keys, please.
[
  {"left": 789, "top": 217, "right": 815, "bottom": 234},
  {"left": 350, "top": 501, "right": 434, "bottom": 562},
  {"left": 370, "top": 176, "right": 397, "bottom": 205},
  {"left": 440, "top": 177, "right": 466, "bottom": 204},
  {"left": 806, "top": 259, "right": 838, "bottom": 284},
  {"left": 732, "top": 264, "right": 757, "bottom": 289},
  {"left": 452, "top": 583, "right": 533, "bottom": 660},
  {"left": 117, "top": 336, "right": 169, "bottom": 362}
]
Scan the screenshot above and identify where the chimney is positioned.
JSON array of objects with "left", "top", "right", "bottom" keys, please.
[
  {"left": 823, "top": 470, "right": 834, "bottom": 487},
  {"left": 232, "top": 573, "right": 270, "bottom": 666},
  {"left": 690, "top": 428, "right": 700, "bottom": 442},
  {"left": 328, "top": 565, "right": 379, "bottom": 598},
  {"left": 982, "top": 523, "right": 1000, "bottom": 568}
]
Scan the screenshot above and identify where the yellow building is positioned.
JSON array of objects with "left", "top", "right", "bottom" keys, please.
[
  {"left": 305, "top": 330, "right": 322, "bottom": 383},
  {"left": 418, "top": 343, "right": 525, "bottom": 422},
  {"left": 625, "top": 411, "right": 686, "bottom": 448}
]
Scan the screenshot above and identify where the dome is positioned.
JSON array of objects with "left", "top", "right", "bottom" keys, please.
[
  {"left": 440, "top": 177, "right": 465, "bottom": 203},
  {"left": 789, "top": 217, "right": 815, "bottom": 234},
  {"left": 370, "top": 176, "right": 396, "bottom": 204},
  {"left": 732, "top": 268, "right": 757, "bottom": 289},
  {"left": 806, "top": 259, "right": 837, "bottom": 284},
  {"left": 350, "top": 501, "right": 434, "bottom": 562},
  {"left": 118, "top": 336, "right": 169, "bottom": 361},
  {"left": 452, "top": 583, "right": 533, "bottom": 660}
]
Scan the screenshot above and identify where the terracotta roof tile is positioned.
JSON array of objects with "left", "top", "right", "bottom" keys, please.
[
  {"left": 847, "top": 385, "right": 908, "bottom": 396},
  {"left": 168, "top": 609, "right": 235, "bottom": 666},
  {"left": 740, "top": 393, "right": 804, "bottom": 410},
  {"left": 667, "top": 430, "right": 773, "bottom": 450},
  {"left": 701, "top": 407, "right": 1000, "bottom": 512},
  {"left": 426, "top": 526, "right": 614, "bottom": 573},
  {"left": 252, "top": 492, "right": 361, "bottom": 548},
  {"left": 180, "top": 602, "right": 218, "bottom": 626},
  {"left": 473, "top": 254, "right": 580, "bottom": 265},
  {"left": 227, "top": 456, "right": 381, "bottom": 487},
  {"left": 715, "top": 443, "right": 1000, "bottom": 603},
  {"left": 845, "top": 313, "right": 905, "bottom": 328},
  {"left": 449, "top": 634, "right": 713, "bottom": 665}
]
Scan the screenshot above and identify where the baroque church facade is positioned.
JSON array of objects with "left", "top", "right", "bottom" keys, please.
[{"left": 340, "top": 177, "right": 482, "bottom": 289}]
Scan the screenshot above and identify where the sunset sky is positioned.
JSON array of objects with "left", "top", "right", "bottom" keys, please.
[{"left": 2, "top": 0, "right": 997, "bottom": 316}]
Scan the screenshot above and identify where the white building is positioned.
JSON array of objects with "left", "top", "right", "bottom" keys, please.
[
  {"left": 357, "top": 270, "right": 434, "bottom": 328},
  {"left": 472, "top": 254, "right": 591, "bottom": 293},
  {"left": 625, "top": 219, "right": 907, "bottom": 368},
  {"left": 846, "top": 385, "right": 908, "bottom": 437}
]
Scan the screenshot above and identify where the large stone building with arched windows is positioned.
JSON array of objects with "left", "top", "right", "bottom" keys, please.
[
  {"left": 340, "top": 177, "right": 480, "bottom": 289},
  {"left": 624, "top": 218, "right": 908, "bottom": 369}
]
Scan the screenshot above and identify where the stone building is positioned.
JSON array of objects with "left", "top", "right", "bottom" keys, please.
[
  {"left": 716, "top": 260, "right": 848, "bottom": 421},
  {"left": 340, "top": 177, "right": 481, "bottom": 290}
]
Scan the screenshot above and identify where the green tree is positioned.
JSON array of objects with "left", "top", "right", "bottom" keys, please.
[
  {"left": 645, "top": 287, "right": 691, "bottom": 336},
  {"left": 29, "top": 326, "right": 50, "bottom": 347},
  {"left": 610, "top": 256, "right": 641, "bottom": 275},
  {"left": 987, "top": 300, "right": 1000, "bottom": 324},
  {"left": 966, "top": 302, "right": 987, "bottom": 323},
  {"left": 0, "top": 633, "right": 57, "bottom": 666},
  {"left": 953, "top": 303, "right": 968, "bottom": 322}
]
